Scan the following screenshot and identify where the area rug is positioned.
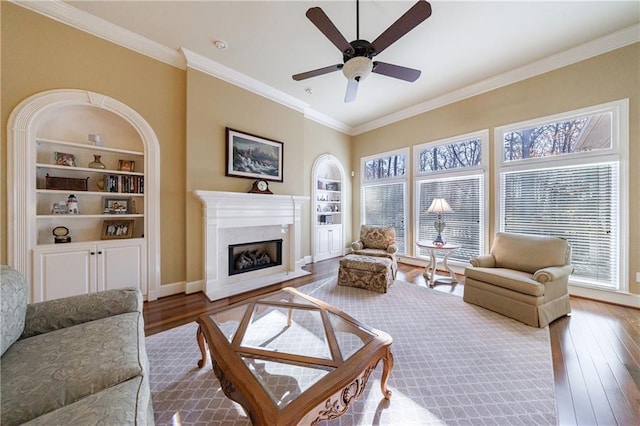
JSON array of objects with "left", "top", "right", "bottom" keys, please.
[{"left": 146, "top": 278, "right": 557, "bottom": 425}]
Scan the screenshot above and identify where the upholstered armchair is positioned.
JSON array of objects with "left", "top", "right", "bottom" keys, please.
[
  {"left": 463, "top": 232, "right": 573, "bottom": 328},
  {"left": 351, "top": 225, "right": 398, "bottom": 279}
]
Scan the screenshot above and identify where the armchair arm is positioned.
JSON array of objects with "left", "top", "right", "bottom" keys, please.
[
  {"left": 21, "top": 288, "right": 142, "bottom": 339},
  {"left": 352, "top": 240, "right": 364, "bottom": 251},
  {"left": 534, "top": 264, "right": 574, "bottom": 283},
  {"left": 386, "top": 244, "right": 398, "bottom": 254},
  {"left": 469, "top": 255, "right": 496, "bottom": 268}
]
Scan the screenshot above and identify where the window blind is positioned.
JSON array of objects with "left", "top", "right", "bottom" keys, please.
[
  {"left": 501, "top": 163, "right": 618, "bottom": 287},
  {"left": 417, "top": 176, "right": 482, "bottom": 263},
  {"left": 363, "top": 183, "right": 406, "bottom": 253}
]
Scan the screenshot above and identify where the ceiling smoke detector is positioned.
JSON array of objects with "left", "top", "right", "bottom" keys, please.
[{"left": 213, "top": 40, "right": 228, "bottom": 50}]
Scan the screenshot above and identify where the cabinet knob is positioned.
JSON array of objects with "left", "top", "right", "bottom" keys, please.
[
  {"left": 98, "top": 251, "right": 103, "bottom": 255},
  {"left": 90, "top": 251, "right": 96, "bottom": 255}
]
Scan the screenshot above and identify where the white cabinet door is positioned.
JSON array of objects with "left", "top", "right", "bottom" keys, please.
[
  {"left": 316, "top": 225, "right": 343, "bottom": 261},
  {"left": 98, "top": 240, "right": 147, "bottom": 294},
  {"left": 329, "top": 224, "right": 343, "bottom": 257},
  {"left": 316, "top": 227, "right": 331, "bottom": 260},
  {"left": 33, "top": 244, "right": 97, "bottom": 302},
  {"left": 32, "top": 240, "right": 147, "bottom": 303}
]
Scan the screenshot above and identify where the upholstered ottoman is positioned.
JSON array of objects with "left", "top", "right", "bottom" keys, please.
[{"left": 338, "top": 254, "right": 393, "bottom": 293}]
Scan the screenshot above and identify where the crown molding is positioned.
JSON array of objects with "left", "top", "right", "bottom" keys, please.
[
  {"left": 180, "top": 48, "right": 309, "bottom": 114},
  {"left": 304, "top": 109, "right": 352, "bottom": 134},
  {"left": 353, "top": 24, "right": 640, "bottom": 135},
  {"left": 11, "top": 0, "right": 184, "bottom": 69}
]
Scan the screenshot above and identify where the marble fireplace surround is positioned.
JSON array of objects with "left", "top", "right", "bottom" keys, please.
[{"left": 194, "top": 190, "right": 310, "bottom": 301}]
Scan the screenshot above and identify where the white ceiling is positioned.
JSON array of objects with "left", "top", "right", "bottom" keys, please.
[{"left": 61, "top": 1, "right": 639, "bottom": 132}]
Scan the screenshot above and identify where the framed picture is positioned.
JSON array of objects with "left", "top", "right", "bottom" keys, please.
[
  {"left": 102, "top": 196, "right": 133, "bottom": 214},
  {"left": 118, "top": 160, "right": 135, "bottom": 172},
  {"left": 54, "top": 152, "right": 76, "bottom": 167},
  {"left": 101, "top": 219, "right": 134, "bottom": 240},
  {"left": 225, "top": 127, "right": 283, "bottom": 182},
  {"left": 325, "top": 182, "right": 339, "bottom": 191}
]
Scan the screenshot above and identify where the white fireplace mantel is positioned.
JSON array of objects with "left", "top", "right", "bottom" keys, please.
[{"left": 194, "top": 190, "right": 310, "bottom": 301}]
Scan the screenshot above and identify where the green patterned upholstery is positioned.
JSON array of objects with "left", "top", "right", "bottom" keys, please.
[
  {"left": 0, "top": 266, "right": 153, "bottom": 425},
  {"left": 1, "top": 266, "right": 27, "bottom": 356}
]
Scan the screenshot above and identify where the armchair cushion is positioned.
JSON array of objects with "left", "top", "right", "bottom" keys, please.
[
  {"left": 358, "top": 225, "right": 396, "bottom": 250},
  {"left": 1, "top": 266, "right": 27, "bottom": 356},
  {"left": 490, "top": 232, "right": 569, "bottom": 274}
]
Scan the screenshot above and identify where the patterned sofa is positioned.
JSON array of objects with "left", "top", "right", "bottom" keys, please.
[
  {"left": 351, "top": 225, "right": 398, "bottom": 279},
  {"left": 0, "top": 265, "right": 154, "bottom": 425}
]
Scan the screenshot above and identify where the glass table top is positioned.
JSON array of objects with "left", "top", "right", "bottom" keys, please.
[{"left": 207, "top": 288, "right": 377, "bottom": 408}]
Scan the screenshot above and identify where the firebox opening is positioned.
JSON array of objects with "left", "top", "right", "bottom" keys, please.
[{"left": 229, "top": 239, "right": 283, "bottom": 276}]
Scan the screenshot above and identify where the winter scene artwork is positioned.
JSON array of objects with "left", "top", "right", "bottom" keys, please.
[{"left": 226, "top": 127, "right": 283, "bottom": 182}]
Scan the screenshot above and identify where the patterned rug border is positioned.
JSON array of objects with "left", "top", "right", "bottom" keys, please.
[{"left": 147, "top": 278, "right": 557, "bottom": 425}]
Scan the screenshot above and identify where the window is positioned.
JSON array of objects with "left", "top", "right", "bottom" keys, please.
[
  {"left": 361, "top": 149, "right": 408, "bottom": 254},
  {"left": 496, "top": 99, "right": 628, "bottom": 291},
  {"left": 414, "top": 131, "right": 488, "bottom": 263}
]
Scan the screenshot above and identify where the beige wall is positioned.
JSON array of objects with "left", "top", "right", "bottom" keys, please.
[
  {"left": 1, "top": 3, "right": 187, "bottom": 285},
  {"left": 3, "top": 3, "right": 637, "bottom": 296},
  {"left": 1, "top": 3, "right": 352, "bottom": 289},
  {"left": 184, "top": 68, "right": 305, "bottom": 282},
  {"left": 352, "top": 43, "right": 640, "bottom": 296}
]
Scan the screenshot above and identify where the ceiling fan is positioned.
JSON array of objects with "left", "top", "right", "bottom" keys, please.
[{"left": 292, "top": 0, "right": 432, "bottom": 103}]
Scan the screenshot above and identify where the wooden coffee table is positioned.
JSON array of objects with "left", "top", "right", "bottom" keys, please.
[{"left": 196, "top": 286, "right": 393, "bottom": 425}]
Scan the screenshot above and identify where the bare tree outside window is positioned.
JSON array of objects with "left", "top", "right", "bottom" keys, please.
[
  {"left": 503, "top": 112, "right": 611, "bottom": 161},
  {"left": 418, "top": 138, "right": 482, "bottom": 172},
  {"left": 363, "top": 154, "right": 406, "bottom": 181}
]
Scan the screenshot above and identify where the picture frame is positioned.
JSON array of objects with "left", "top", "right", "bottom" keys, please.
[
  {"left": 101, "top": 219, "right": 134, "bottom": 240},
  {"left": 225, "top": 127, "right": 283, "bottom": 182},
  {"left": 325, "top": 182, "right": 339, "bottom": 191},
  {"left": 118, "top": 160, "right": 135, "bottom": 172},
  {"left": 102, "top": 196, "right": 133, "bottom": 214},
  {"left": 54, "top": 152, "right": 76, "bottom": 167}
]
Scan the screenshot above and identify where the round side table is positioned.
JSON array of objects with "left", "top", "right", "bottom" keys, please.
[{"left": 416, "top": 241, "right": 461, "bottom": 287}]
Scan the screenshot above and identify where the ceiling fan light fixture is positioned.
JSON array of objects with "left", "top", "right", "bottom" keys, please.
[{"left": 342, "top": 56, "right": 373, "bottom": 81}]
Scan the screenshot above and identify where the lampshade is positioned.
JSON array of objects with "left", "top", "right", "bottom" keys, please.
[{"left": 427, "top": 198, "right": 452, "bottom": 214}]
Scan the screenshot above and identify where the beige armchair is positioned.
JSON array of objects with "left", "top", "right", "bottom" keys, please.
[
  {"left": 463, "top": 232, "right": 573, "bottom": 328},
  {"left": 351, "top": 225, "right": 398, "bottom": 279}
]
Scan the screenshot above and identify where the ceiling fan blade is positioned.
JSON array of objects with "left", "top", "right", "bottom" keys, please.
[
  {"left": 371, "top": 0, "right": 432, "bottom": 55},
  {"left": 306, "top": 7, "right": 353, "bottom": 54},
  {"left": 344, "top": 79, "right": 359, "bottom": 103},
  {"left": 372, "top": 61, "right": 421, "bottom": 82},
  {"left": 292, "top": 64, "right": 342, "bottom": 81}
]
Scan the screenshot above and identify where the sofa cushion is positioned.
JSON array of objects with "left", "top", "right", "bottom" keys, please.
[
  {"left": 1, "top": 266, "right": 27, "bottom": 357},
  {"left": 23, "top": 376, "right": 151, "bottom": 426},
  {"left": 465, "top": 267, "right": 544, "bottom": 297},
  {"left": 491, "top": 232, "right": 569, "bottom": 274},
  {"left": 1, "top": 312, "right": 145, "bottom": 425}
]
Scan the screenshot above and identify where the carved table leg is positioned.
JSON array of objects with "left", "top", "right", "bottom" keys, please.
[
  {"left": 379, "top": 346, "right": 394, "bottom": 399},
  {"left": 196, "top": 324, "right": 207, "bottom": 368}
]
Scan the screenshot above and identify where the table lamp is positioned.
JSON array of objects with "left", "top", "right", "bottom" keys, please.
[{"left": 427, "top": 198, "right": 453, "bottom": 246}]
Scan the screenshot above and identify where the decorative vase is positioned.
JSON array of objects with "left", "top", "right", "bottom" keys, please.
[{"left": 88, "top": 155, "right": 106, "bottom": 169}]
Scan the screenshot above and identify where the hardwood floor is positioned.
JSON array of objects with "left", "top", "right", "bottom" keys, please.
[{"left": 144, "top": 258, "right": 640, "bottom": 426}]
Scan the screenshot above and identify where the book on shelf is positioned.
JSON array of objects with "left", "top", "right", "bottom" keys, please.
[{"left": 103, "top": 175, "right": 144, "bottom": 193}]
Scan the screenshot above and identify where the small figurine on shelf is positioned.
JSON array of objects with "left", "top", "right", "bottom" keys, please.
[{"left": 66, "top": 194, "right": 79, "bottom": 214}]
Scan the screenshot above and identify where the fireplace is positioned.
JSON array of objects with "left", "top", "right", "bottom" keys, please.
[
  {"left": 229, "top": 239, "right": 283, "bottom": 276},
  {"left": 194, "top": 190, "right": 310, "bottom": 301}
]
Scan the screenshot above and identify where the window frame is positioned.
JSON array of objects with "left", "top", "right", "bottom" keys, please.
[
  {"left": 360, "top": 148, "right": 410, "bottom": 255},
  {"left": 494, "top": 99, "right": 629, "bottom": 293},
  {"left": 413, "top": 130, "right": 490, "bottom": 264}
]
